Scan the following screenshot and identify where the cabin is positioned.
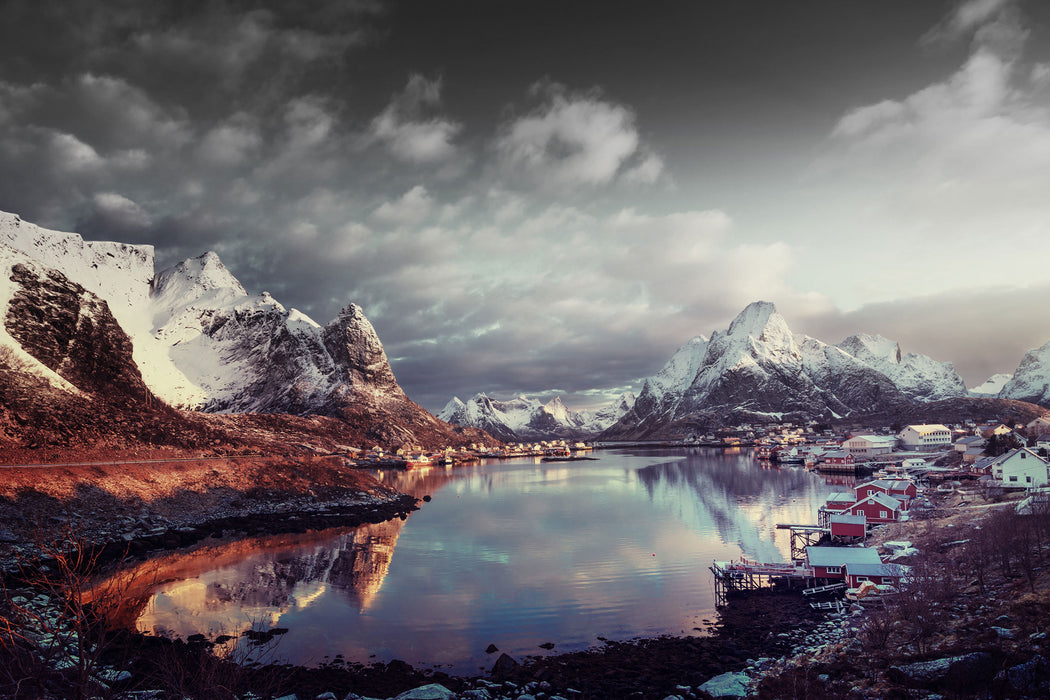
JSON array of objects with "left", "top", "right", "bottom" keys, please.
[
  {"left": 843, "top": 561, "right": 908, "bottom": 589},
  {"left": 955, "top": 435, "right": 987, "bottom": 453},
  {"left": 824, "top": 491, "right": 856, "bottom": 511},
  {"left": 805, "top": 546, "right": 882, "bottom": 580},
  {"left": 980, "top": 423, "right": 1014, "bottom": 439},
  {"left": 847, "top": 492, "right": 903, "bottom": 524},
  {"left": 821, "top": 450, "right": 855, "bottom": 467},
  {"left": 855, "top": 479, "right": 917, "bottom": 508},
  {"left": 989, "top": 447, "right": 1050, "bottom": 488},
  {"left": 898, "top": 424, "right": 952, "bottom": 450},
  {"left": 829, "top": 514, "right": 867, "bottom": 541}
]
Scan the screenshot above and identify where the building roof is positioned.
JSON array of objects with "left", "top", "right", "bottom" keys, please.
[
  {"left": 844, "top": 562, "right": 908, "bottom": 578},
  {"left": 806, "top": 546, "right": 882, "bottom": 568},
  {"left": 847, "top": 434, "right": 897, "bottom": 445},
  {"left": 823, "top": 450, "right": 852, "bottom": 459},
  {"left": 956, "top": 436, "right": 985, "bottom": 445},
  {"left": 853, "top": 492, "right": 902, "bottom": 510},
  {"left": 903, "top": 424, "right": 950, "bottom": 434},
  {"left": 830, "top": 514, "right": 866, "bottom": 525},
  {"left": 826, "top": 491, "right": 855, "bottom": 503}
]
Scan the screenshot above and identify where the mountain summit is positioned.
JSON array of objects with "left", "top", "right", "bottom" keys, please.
[
  {"left": 604, "top": 301, "right": 967, "bottom": 439},
  {"left": 0, "top": 210, "right": 482, "bottom": 449}
]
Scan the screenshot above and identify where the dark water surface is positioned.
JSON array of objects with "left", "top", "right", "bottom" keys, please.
[{"left": 119, "top": 448, "right": 842, "bottom": 674}]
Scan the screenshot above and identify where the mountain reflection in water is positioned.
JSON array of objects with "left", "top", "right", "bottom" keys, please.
[{"left": 97, "top": 448, "right": 839, "bottom": 673}]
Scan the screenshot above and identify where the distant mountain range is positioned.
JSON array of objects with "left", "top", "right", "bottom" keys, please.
[
  {"left": 599, "top": 301, "right": 1050, "bottom": 440},
  {"left": 438, "top": 392, "right": 636, "bottom": 442}
]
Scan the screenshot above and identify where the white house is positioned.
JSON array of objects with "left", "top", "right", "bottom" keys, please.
[
  {"left": 843, "top": 434, "right": 897, "bottom": 457},
  {"left": 898, "top": 424, "right": 952, "bottom": 450},
  {"left": 990, "top": 448, "right": 1050, "bottom": 488},
  {"left": 1026, "top": 416, "right": 1050, "bottom": 436}
]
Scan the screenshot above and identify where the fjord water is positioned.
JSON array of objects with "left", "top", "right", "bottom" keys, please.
[{"left": 126, "top": 448, "right": 840, "bottom": 674}]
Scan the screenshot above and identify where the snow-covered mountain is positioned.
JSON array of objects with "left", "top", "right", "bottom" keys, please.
[
  {"left": 439, "top": 392, "right": 635, "bottom": 441},
  {"left": 970, "top": 373, "right": 1013, "bottom": 397},
  {"left": 999, "top": 341, "right": 1050, "bottom": 407},
  {"left": 605, "top": 301, "right": 967, "bottom": 439},
  {"left": 836, "top": 333, "right": 968, "bottom": 401},
  {"left": 0, "top": 210, "right": 478, "bottom": 448}
]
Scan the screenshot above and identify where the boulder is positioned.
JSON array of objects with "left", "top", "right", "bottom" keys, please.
[
  {"left": 392, "top": 684, "right": 456, "bottom": 700},
  {"left": 698, "top": 671, "right": 750, "bottom": 698},
  {"left": 888, "top": 652, "right": 995, "bottom": 691},
  {"left": 491, "top": 652, "right": 520, "bottom": 677},
  {"left": 995, "top": 655, "right": 1049, "bottom": 695}
]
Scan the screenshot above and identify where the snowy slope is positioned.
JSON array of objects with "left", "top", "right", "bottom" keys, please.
[
  {"left": 0, "top": 209, "right": 428, "bottom": 420},
  {"left": 837, "top": 333, "right": 967, "bottom": 401},
  {"left": 607, "top": 301, "right": 918, "bottom": 437},
  {"left": 970, "top": 373, "right": 1013, "bottom": 397},
  {"left": 438, "top": 392, "right": 635, "bottom": 440},
  {"left": 999, "top": 341, "right": 1050, "bottom": 407}
]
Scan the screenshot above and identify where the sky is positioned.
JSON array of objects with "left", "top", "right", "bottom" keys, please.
[{"left": 2, "top": 0, "right": 1050, "bottom": 414}]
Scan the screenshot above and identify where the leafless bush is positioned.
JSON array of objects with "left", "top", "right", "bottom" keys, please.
[{"left": 0, "top": 525, "right": 148, "bottom": 699}]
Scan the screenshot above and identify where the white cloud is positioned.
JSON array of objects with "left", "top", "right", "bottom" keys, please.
[
  {"left": 369, "top": 75, "right": 462, "bottom": 164},
  {"left": 494, "top": 84, "right": 660, "bottom": 188},
  {"left": 49, "top": 132, "right": 104, "bottom": 173},
  {"left": 371, "top": 185, "right": 433, "bottom": 226},
  {"left": 91, "top": 191, "right": 152, "bottom": 229},
  {"left": 198, "top": 115, "right": 261, "bottom": 167}
]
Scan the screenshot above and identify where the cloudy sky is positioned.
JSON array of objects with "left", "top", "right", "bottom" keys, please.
[{"left": 3, "top": 0, "right": 1050, "bottom": 413}]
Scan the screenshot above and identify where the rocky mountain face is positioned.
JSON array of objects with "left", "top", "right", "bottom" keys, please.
[
  {"left": 999, "top": 341, "right": 1050, "bottom": 407},
  {"left": 439, "top": 392, "right": 636, "bottom": 441},
  {"left": 836, "top": 333, "right": 968, "bottom": 401},
  {"left": 0, "top": 211, "right": 487, "bottom": 451},
  {"left": 603, "top": 301, "right": 967, "bottom": 440}
]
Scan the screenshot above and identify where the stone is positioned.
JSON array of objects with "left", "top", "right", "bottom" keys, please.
[
  {"left": 392, "top": 685, "right": 456, "bottom": 700},
  {"left": 316, "top": 694, "right": 338, "bottom": 700},
  {"left": 888, "top": 652, "right": 995, "bottom": 690},
  {"left": 491, "top": 652, "right": 520, "bottom": 676},
  {"left": 991, "top": 626, "right": 1014, "bottom": 639},
  {"left": 698, "top": 671, "right": 750, "bottom": 698},
  {"left": 995, "top": 655, "right": 1049, "bottom": 694}
]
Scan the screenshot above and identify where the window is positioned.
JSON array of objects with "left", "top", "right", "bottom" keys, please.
[
  {"left": 1010, "top": 476, "right": 1018, "bottom": 482},
  {"left": 880, "top": 510, "right": 888, "bottom": 518},
  {"left": 826, "top": 566, "right": 841, "bottom": 574},
  {"left": 856, "top": 576, "right": 869, "bottom": 582}
]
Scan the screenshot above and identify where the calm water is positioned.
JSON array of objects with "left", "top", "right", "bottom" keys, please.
[{"left": 107, "top": 448, "right": 843, "bottom": 674}]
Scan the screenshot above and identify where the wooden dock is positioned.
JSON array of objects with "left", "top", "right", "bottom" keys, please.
[{"left": 709, "top": 558, "right": 816, "bottom": 606}]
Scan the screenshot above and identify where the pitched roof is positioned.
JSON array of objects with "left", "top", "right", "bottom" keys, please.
[
  {"left": 852, "top": 492, "right": 902, "bottom": 510},
  {"left": 806, "top": 546, "right": 882, "bottom": 567},
  {"left": 830, "top": 514, "right": 866, "bottom": 525},
  {"left": 844, "top": 562, "right": 908, "bottom": 578}
]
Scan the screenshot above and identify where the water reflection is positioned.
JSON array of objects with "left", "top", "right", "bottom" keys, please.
[{"left": 97, "top": 448, "right": 836, "bottom": 673}]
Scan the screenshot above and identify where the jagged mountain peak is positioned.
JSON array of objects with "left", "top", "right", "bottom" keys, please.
[
  {"left": 999, "top": 340, "right": 1050, "bottom": 407},
  {"left": 838, "top": 333, "right": 902, "bottom": 365},
  {"left": 726, "top": 300, "right": 783, "bottom": 340}
]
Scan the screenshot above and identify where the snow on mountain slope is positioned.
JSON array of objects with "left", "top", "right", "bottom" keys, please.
[
  {"left": 606, "top": 301, "right": 914, "bottom": 438},
  {"left": 837, "top": 333, "right": 967, "bottom": 401},
  {"left": 970, "top": 373, "right": 1013, "bottom": 397},
  {"left": 0, "top": 211, "right": 202, "bottom": 403},
  {"left": 999, "top": 341, "right": 1050, "bottom": 407},
  {"left": 439, "top": 392, "right": 635, "bottom": 440},
  {"left": 0, "top": 210, "right": 445, "bottom": 429}
]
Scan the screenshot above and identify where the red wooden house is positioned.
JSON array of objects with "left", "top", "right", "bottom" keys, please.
[
  {"left": 855, "top": 479, "right": 917, "bottom": 508},
  {"left": 822, "top": 450, "right": 855, "bottom": 467},
  {"left": 805, "top": 546, "right": 882, "bottom": 580},
  {"left": 843, "top": 561, "right": 908, "bottom": 589},
  {"left": 830, "top": 513, "right": 866, "bottom": 541},
  {"left": 847, "top": 492, "right": 902, "bottom": 524}
]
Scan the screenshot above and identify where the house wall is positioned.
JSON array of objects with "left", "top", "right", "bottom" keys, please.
[
  {"left": 830, "top": 521, "right": 866, "bottom": 538},
  {"left": 849, "top": 500, "right": 899, "bottom": 523}
]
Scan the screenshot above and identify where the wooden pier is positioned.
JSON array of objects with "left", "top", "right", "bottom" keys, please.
[
  {"left": 775, "top": 523, "right": 830, "bottom": 560},
  {"left": 709, "top": 558, "right": 816, "bottom": 606}
]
